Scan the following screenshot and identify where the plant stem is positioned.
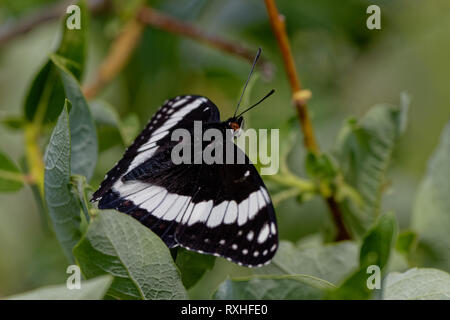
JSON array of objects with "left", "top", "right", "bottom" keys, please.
[
  {"left": 264, "top": 0, "right": 318, "bottom": 153},
  {"left": 24, "top": 124, "right": 44, "bottom": 197},
  {"left": 266, "top": 172, "right": 315, "bottom": 193},
  {"left": 264, "top": 0, "right": 350, "bottom": 241}
]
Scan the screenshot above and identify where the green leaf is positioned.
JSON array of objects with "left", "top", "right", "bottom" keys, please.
[
  {"left": 360, "top": 212, "right": 398, "bottom": 270},
  {"left": 24, "top": 61, "right": 65, "bottom": 123},
  {"left": 412, "top": 122, "right": 450, "bottom": 272},
  {"left": 90, "top": 99, "right": 121, "bottom": 128},
  {"left": 90, "top": 99, "right": 138, "bottom": 146},
  {"left": 335, "top": 104, "right": 407, "bottom": 237},
  {"left": 175, "top": 248, "right": 216, "bottom": 289},
  {"left": 56, "top": 0, "right": 88, "bottom": 80},
  {"left": 7, "top": 275, "right": 112, "bottom": 300},
  {"left": 51, "top": 54, "right": 98, "bottom": 181},
  {"left": 23, "top": 0, "right": 88, "bottom": 123},
  {"left": 213, "top": 275, "right": 333, "bottom": 300},
  {"left": 329, "top": 213, "right": 397, "bottom": 299},
  {"left": 256, "top": 240, "right": 359, "bottom": 286},
  {"left": 305, "top": 152, "right": 338, "bottom": 181},
  {"left": 0, "top": 150, "right": 24, "bottom": 192},
  {"left": 70, "top": 174, "right": 91, "bottom": 223},
  {"left": 395, "top": 230, "right": 418, "bottom": 257},
  {"left": 44, "top": 101, "right": 81, "bottom": 262},
  {"left": 383, "top": 268, "right": 450, "bottom": 300},
  {"left": 73, "top": 211, "right": 188, "bottom": 300}
]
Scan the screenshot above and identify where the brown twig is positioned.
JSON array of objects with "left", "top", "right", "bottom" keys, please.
[
  {"left": 84, "top": 6, "right": 274, "bottom": 98},
  {"left": 1, "top": 1, "right": 273, "bottom": 98},
  {"left": 137, "top": 7, "right": 273, "bottom": 77},
  {"left": 0, "top": 0, "right": 110, "bottom": 47},
  {"left": 264, "top": 0, "right": 350, "bottom": 241},
  {"left": 83, "top": 18, "right": 144, "bottom": 99}
]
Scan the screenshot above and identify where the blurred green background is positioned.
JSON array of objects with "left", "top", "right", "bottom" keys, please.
[{"left": 0, "top": 0, "right": 449, "bottom": 298}]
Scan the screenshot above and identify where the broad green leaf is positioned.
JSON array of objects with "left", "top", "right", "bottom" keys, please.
[
  {"left": 213, "top": 275, "right": 333, "bottom": 300},
  {"left": 256, "top": 240, "right": 358, "bottom": 285},
  {"left": 395, "top": 230, "right": 418, "bottom": 257},
  {"left": 23, "top": 0, "right": 88, "bottom": 123},
  {"left": 44, "top": 102, "right": 81, "bottom": 262},
  {"left": 0, "top": 150, "right": 24, "bottom": 192},
  {"left": 360, "top": 212, "right": 398, "bottom": 270},
  {"left": 335, "top": 104, "right": 407, "bottom": 237},
  {"left": 7, "top": 275, "right": 112, "bottom": 300},
  {"left": 305, "top": 152, "right": 338, "bottom": 181},
  {"left": 90, "top": 99, "right": 136, "bottom": 147},
  {"left": 56, "top": 0, "right": 88, "bottom": 80},
  {"left": 73, "top": 211, "right": 187, "bottom": 300},
  {"left": 329, "top": 213, "right": 397, "bottom": 299},
  {"left": 51, "top": 54, "right": 98, "bottom": 181},
  {"left": 24, "top": 61, "right": 64, "bottom": 123},
  {"left": 90, "top": 100, "right": 121, "bottom": 128},
  {"left": 176, "top": 248, "right": 216, "bottom": 289},
  {"left": 412, "top": 122, "right": 450, "bottom": 272},
  {"left": 383, "top": 268, "right": 450, "bottom": 300}
]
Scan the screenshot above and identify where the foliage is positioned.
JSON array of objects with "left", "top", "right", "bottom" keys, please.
[
  {"left": 6, "top": 275, "right": 113, "bottom": 300},
  {"left": 0, "top": 150, "right": 24, "bottom": 192},
  {"left": 412, "top": 123, "right": 450, "bottom": 272},
  {"left": 74, "top": 211, "right": 187, "bottom": 300},
  {"left": 0, "top": 0, "right": 449, "bottom": 300}
]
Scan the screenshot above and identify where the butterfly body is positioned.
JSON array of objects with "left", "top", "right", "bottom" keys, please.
[{"left": 92, "top": 95, "right": 278, "bottom": 267}]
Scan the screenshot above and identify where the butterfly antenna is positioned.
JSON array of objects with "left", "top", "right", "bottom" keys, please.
[
  {"left": 236, "top": 89, "right": 275, "bottom": 118},
  {"left": 234, "top": 48, "right": 262, "bottom": 118}
]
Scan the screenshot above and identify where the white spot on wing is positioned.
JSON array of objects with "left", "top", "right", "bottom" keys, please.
[
  {"left": 271, "top": 222, "right": 277, "bottom": 235},
  {"left": 188, "top": 200, "right": 213, "bottom": 226},
  {"left": 237, "top": 198, "right": 248, "bottom": 226},
  {"left": 248, "top": 192, "right": 259, "bottom": 220},
  {"left": 206, "top": 201, "right": 228, "bottom": 228},
  {"left": 163, "top": 195, "right": 190, "bottom": 221},
  {"left": 256, "top": 191, "right": 266, "bottom": 210},
  {"left": 223, "top": 201, "right": 238, "bottom": 224},
  {"left": 152, "top": 193, "right": 178, "bottom": 218},
  {"left": 257, "top": 223, "right": 270, "bottom": 243}
]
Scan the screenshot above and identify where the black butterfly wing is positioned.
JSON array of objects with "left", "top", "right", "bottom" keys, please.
[
  {"left": 92, "top": 95, "right": 219, "bottom": 202},
  {"left": 92, "top": 95, "right": 278, "bottom": 266},
  {"left": 173, "top": 144, "right": 278, "bottom": 267},
  {"left": 113, "top": 138, "right": 278, "bottom": 266},
  {"left": 91, "top": 95, "right": 220, "bottom": 246}
]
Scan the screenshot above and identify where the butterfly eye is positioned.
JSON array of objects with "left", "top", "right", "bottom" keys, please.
[{"left": 230, "top": 122, "right": 240, "bottom": 131}]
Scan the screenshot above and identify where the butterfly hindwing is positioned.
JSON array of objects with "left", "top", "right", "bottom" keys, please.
[{"left": 173, "top": 144, "right": 278, "bottom": 266}]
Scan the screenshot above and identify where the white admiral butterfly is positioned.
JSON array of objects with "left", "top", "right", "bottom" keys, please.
[{"left": 91, "top": 49, "right": 278, "bottom": 267}]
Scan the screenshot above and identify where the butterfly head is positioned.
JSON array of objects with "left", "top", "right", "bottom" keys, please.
[
  {"left": 226, "top": 116, "right": 244, "bottom": 136},
  {"left": 228, "top": 116, "right": 244, "bottom": 131}
]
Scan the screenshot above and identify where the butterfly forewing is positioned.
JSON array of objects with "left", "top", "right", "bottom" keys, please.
[{"left": 91, "top": 95, "right": 278, "bottom": 267}]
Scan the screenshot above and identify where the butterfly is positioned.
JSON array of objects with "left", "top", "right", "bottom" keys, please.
[{"left": 91, "top": 49, "right": 278, "bottom": 267}]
